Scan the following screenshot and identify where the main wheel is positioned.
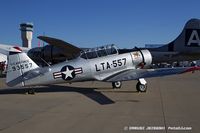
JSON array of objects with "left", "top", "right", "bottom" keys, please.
[
  {"left": 136, "top": 82, "right": 147, "bottom": 92},
  {"left": 27, "top": 89, "right": 35, "bottom": 95},
  {"left": 112, "top": 81, "right": 122, "bottom": 89}
]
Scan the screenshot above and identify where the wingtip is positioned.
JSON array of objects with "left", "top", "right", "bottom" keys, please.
[{"left": 37, "top": 35, "right": 48, "bottom": 40}]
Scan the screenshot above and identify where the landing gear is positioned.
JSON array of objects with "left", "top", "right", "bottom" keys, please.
[
  {"left": 136, "top": 78, "right": 147, "bottom": 92},
  {"left": 112, "top": 81, "right": 122, "bottom": 89},
  {"left": 27, "top": 89, "right": 35, "bottom": 95}
]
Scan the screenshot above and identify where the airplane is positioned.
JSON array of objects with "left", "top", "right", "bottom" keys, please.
[
  {"left": 27, "top": 18, "right": 200, "bottom": 65},
  {"left": 2, "top": 18, "right": 200, "bottom": 76},
  {"left": 5, "top": 44, "right": 200, "bottom": 94}
]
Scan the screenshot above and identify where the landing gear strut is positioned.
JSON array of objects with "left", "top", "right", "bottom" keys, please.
[
  {"left": 136, "top": 78, "right": 147, "bottom": 92},
  {"left": 112, "top": 81, "right": 122, "bottom": 89}
]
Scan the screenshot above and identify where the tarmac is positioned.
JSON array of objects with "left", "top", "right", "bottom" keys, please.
[{"left": 0, "top": 72, "right": 199, "bottom": 133}]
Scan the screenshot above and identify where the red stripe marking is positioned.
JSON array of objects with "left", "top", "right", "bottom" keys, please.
[{"left": 182, "top": 66, "right": 200, "bottom": 73}]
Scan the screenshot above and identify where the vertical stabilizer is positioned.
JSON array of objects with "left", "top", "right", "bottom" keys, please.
[
  {"left": 6, "top": 52, "right": 39, "bottom": 87},
  {"left": 156, "top": 19, "right": 200, "bottom": 53}
]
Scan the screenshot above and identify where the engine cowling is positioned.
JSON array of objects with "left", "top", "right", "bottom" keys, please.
[{"left": 131, "top": 49, "right": 152, "bottom": 68}]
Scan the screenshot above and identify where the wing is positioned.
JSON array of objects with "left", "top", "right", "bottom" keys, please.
[
  {"left": 105, "top": 66, "right": 200, "bottom": 82},
  {"left": 38, "top": 36, "right": 81, "bottom": 57}
]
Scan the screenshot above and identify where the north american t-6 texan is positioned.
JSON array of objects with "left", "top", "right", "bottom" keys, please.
[{"left": 5, "top": 19, "right": 200, "bottom": 94}]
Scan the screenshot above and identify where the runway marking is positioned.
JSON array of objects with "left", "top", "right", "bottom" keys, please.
[{"left": 158, "top": 80, "right": 168, "bottom": 133}]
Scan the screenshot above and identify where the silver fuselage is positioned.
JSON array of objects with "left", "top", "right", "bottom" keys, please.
[{"left": 23, "top": 50, "right": 152, "bottom": 86}]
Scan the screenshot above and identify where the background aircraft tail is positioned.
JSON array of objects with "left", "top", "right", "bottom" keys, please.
[
  {"left": 155, "top": 19, "right": 200, "bottom": 54},
  {"left": 6, "top": 51, "right": 39, "bottom": 87}
]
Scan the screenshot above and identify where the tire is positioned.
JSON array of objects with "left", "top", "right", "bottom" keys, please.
[
  {"left": 136, "top": 82, "right": 147, "bottom": 92},
  {"left": 28, "top": 89, "right": 35, "bottom": 95},
  {"left": 112, "top": 81, "right": 122, "bottom": 89}
]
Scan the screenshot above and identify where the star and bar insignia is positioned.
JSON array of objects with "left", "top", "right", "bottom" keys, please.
[{"left": 53, "top": 65, "right": 83, "bottom": 80}]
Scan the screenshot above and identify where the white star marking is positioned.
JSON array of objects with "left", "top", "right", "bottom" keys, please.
[{"left": 62, "top": 67, "right": 74, "bottom": 79}]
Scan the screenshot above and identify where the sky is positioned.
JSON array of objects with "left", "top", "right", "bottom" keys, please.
[{"left": 0, "top": 0, "right": 200, "bottom": 48}]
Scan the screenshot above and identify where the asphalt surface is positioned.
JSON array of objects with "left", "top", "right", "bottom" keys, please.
[{"left": 0, "top": 72, "right": 199, "bottom": 133}]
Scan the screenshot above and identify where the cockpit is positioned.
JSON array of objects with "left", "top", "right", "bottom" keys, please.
[{"left": 80, "top": 44, "right": 118, "bottom": 59}]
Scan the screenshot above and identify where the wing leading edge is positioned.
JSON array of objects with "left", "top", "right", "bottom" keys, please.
[{"left": 105, "top": 67, "right": 200, "bottom": 82}]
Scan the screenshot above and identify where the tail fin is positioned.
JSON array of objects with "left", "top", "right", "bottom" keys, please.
[
  {"left": 156, "top": 18, "right": 200, "bottom": 53},
  {"left": 6, "top": 51, "right": 39, "bottom": 87}
]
